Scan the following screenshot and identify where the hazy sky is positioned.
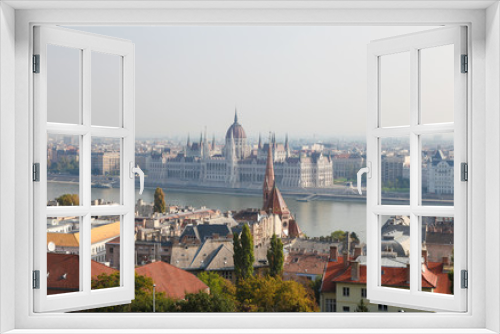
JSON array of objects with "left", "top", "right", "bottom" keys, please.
[{"left": 53, "top": 25, "right": 442, "bottom": 140}]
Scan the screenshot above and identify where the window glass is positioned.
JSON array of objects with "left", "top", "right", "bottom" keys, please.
[
  {"left": 380, "top": 52, "right": 410, "bottom": 128},
  {"left": 380, "top": 215, "right": 410, "bottom": 290},
  {"left": 91, "top": 52, "right": 122, "bottom": 127},
  {"left": 47, "top": 217, "right": 82, "bottom": 295},
  {"left": 91, "top": 137, "right": 121, "bottom": 205},
  {"left": 420, "top": 45, "right": 454, "bottom": 124},
  {"left": 47, "top": 44, "right": 81, "bottom": 124},
  {"left": 421, "top": 133, "right": 454, "bottom": 206},
  {"left": 380, "top": 137, "right": 410, "bottom": 205},
  {"left": 91, "top": 216, "right": 121, "bottom": 290},
  {"left": 47, "top": 134, "right": 80, "bottom": 206}
]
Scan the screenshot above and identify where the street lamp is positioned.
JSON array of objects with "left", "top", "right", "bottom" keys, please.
[{"left": 153, "top": 284, "right": 156, "bottom": 313}]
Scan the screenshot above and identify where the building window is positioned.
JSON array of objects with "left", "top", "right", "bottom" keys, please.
[
  {"left": 325, "top": 299, "right": 336, "bottom": 312},
  {"left": 378, "top": 304, "right": 388, "bottom": 312},
  {"left": 343, "top": 306, "right": 350, "bottom": 312},
  {"left": 361, "top": 288, "right": 367, "bottom": 298},
  {"left": 343, "top": 287, "right": 350, "bottom": 297}
]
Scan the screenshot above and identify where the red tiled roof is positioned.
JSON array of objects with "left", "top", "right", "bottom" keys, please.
[
  {"left": 284, "top": 253, "right": 328, "bottom": 276},
  {"left": 135, "top": 261, "right": 209, "bottom": 300},
  {"left": 47, "top": 253, "right": 116, "bottom": 294},
  {"left": 321, "top": 257, "right": 451, "bottom": 294}
]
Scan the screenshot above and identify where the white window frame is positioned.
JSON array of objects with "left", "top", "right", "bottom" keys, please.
[
  {"left": 365, "top": 26, "right": 467, "bottom": 312},
  {"left": 32, "top": 25, "right": 136, "bottom": 312},
  {"left": 1, "top": 1, "right": 499, "bottom": 333}
]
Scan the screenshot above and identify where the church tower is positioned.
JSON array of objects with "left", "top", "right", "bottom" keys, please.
[{"left": 263, "top": 143, "right": 275, "bottom": 208}]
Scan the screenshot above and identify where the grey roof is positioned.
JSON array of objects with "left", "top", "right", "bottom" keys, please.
[
  {"left": 425, "top": 231, "right": 454, "bottom": 245},
  {"left": 180, "top": 224, "right": 232, "bottom": 242},
  {"left": 356, "top": 255, "right": 409, "bottom": 268}
]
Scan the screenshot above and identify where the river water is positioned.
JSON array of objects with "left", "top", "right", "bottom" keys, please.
[{"left": 48, "top": 182, "right": 367, "bottom": 241}]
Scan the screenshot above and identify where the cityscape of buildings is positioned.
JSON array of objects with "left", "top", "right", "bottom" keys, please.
[{"left": 46, "top": 122, "right": 455, "bottom": 312}]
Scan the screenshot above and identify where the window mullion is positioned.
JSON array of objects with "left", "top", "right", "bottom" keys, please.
[
  {"left": 409, "top": 47, "right": 420, "bottom": 295},
  {"left": 81, "top": 47, "right": 92, "bottom": 295}
]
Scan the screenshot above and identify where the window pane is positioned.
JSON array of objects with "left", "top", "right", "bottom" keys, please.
[
  {"left": 380, "top": 137, "right": 410, "bottom": 205},
  {"left": 91, "top": 216, "right": 121, "bottom": 290},
  {"left": 91, "top": 137, "right": 121, "bottom": 205},
  {"left": 420, "top": 216, "right": 454, "bottom": 295},
  {"left": 380, "top": 215, "right": 410, "bottom": 290},
  {"left": 421, "top": 133, "right": 454, "bottom": 206},
  {"left": 47, "top": 216, "right": 81, "bottom": 295},
  {"left": 47, "top": 134, "right": 80, "bottom": 206},
  {"left": 380, "top": 52, "right": 410, "bottom": 128},
  {"left": 420, "top": 45, "right": 454, "bottom": 124},
  {"left": 47, "top": 44, "right": 81, "bottom": 124},
  {"left": 91, "top": 52, "right": 122, "bottom": 127}
]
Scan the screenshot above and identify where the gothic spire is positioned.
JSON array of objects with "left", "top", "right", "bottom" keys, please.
[
  {"left": 263, "top": 142, "right": 275, "bottom": 209},
  {"left": 187, "top": 133, "right": 191, "bottom": 147},
  {"left": 199, "top": 132, "right": 203, "bottom": 145},
  {"left": 234, "top": 108, "right": 238, "bottom": 124},
  {"left": 258, "top": 133, "right": 262, "bottom": 150},
  {"left": 212, "top": 134, "right": 216, "bottom": 150}
]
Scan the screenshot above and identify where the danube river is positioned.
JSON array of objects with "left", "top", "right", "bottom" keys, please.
[{"left": 48, "top": 182, "right": 367, "bottom": 241}]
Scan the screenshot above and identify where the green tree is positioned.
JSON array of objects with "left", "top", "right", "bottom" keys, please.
[
  {"left": 153, "top": 187, "right": 166, "bottom": 213},
  {"left": 197, "top": 271, "right": 236, "bottom": 302},
  {"left": 309, "top": 275, "right": 323, "bottom": 305},
  {"left": 267, "top": 234, "right": 284, "bottom": 277},
  {"left": 233, "top": 224, "right": 254, "bottom": 281},
  {"left": 56, "top": 193, "right": 79, "bottom": 206},
  {"left": 85, "top": 273, "right": 177, "bottom": 312},
  {"left": 355, "top": 298, "right": 369, "bottom": 312},
  {"left": 236, "top": 275, "right": 318, "bottom": 312},
  {"left": 177, "top": 292, "right": 236, "bottom": 312},
  {"left": 330, "top": 230, "right": 346, "bottom": 242}
]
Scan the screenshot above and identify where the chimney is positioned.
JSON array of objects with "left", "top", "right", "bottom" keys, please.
[
  {"left": 422, "top": 248, "right": 428, "bottom": 265},
  {"left": 351, "top": 261, "right": 360, "bottom": 281},
  {"left": 329, "top": 245, "right": 338, "bottom": 262},
  {"left": 343, "top": 253, "right": 349, "bottom": 268},
  {"left": 442, "top": 256, "right": 450, "bottom": 266},
  {"left": 354, "top": 246, "right": 362, "bottom": 259}
]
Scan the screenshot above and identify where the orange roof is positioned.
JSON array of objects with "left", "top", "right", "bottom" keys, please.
[
  {"left": 135, "top": 261, "right": 209, "bottom": 300},
  {"left": 321, "top": 257, "right": 451, "bottom": 294},
  {"left": 47, "top": 253, "right": 116, "bottom": 294},
  {"left": 47, "top": 233, "right": 79, "bottom": 248},
  {"left": 47, "top": 221, "right": 121, "bottom": 248}
]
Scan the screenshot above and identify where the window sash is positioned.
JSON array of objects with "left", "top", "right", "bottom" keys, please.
[
  {"left": 33, "top": 25, "right": 136, "bottom": 313},
  {"left": 366, "top": 26, "right": 468, "bottom": 312}
]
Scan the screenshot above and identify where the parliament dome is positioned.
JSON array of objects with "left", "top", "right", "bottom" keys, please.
[{"left": 225, "top": 111, "right": 247, "bottom": 139}]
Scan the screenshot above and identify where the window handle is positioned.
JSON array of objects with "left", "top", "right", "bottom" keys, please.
[
  {"left": 357, "top": 162, "right": 371, "bottom": 195},
  {"left": 130, "top": 162, "right": 144, "bottom": 195}
]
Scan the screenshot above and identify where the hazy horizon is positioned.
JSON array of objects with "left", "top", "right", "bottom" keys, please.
[{"left": 53, "top": 25, "right": 440, "bottom": 138}]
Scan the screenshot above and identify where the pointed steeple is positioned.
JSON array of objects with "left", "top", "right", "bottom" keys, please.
[
  {"left": 263, "top": 142, "right": 275, "bottom": 209},
  {"left": 187, "top": 133, "right": 191, "bottom": 148},
  {"left": 199, "top": 132, "right": 203, "bottom": 145},
  {"left": 258, "top": 133, "right": 262, "bottom": 150},
  {"left": 212, "top": 134, "right": 216, "bottom": 151},
  {"left": 234, "top": 108, "right": 239, "bottom": 124}
]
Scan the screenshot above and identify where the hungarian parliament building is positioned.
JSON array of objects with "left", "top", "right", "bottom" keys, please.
[{"left": 145, "top": 111, "right": 334, "bottom": 190}]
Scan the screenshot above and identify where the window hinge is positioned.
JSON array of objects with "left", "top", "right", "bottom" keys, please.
[
  {"left": 33, "top": 163, "right": 40, "bottom": 182},
  {"left": 461, "top": 162, "right": 468, "bottom": 181},
  {"left": 33, "top": 54, "right": 40, "bottom": 73},
  {"left": 461, "top": 54, "right": 468, "bottom": 73},
  {"left": 461, "top": 270, "right": 468, "bottom": 289},
  {"left": 33, "top": 270, "right": 40, "bottom": 289}
]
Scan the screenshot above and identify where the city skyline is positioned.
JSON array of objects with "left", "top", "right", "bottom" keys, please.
[{"left": 50, "top": 25, "right": 440, "bottom": 138}]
